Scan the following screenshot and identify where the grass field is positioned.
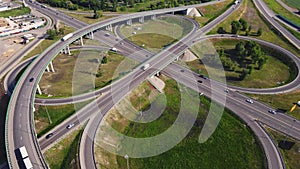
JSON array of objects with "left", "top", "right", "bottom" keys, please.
[
  {"left": 37, "top": 50, "right": 135, "bottom": 97},
  {"left": 282, "top": 0, "right": 300, "bottom": 9},
  {"left": 94, "top": 77, "right": 266, "bottom": 168},
  {"left": 266, "top": 127, "right": 300, "bottom": 169},
  {"left": 65, "top": 12, "right": 114, "bottom": 24},
  {"left": 209, "top": 0, "right": 300, "bottom": 56},
  {"left": 196, "top": 0, "right": 234, "bottom": 26},
  {"left": 247, "top": 89, "right": 300, "bottom": 120},
  {"left": 186, "top": 39, "right": 291, "bottom": 88},
  {"left": 120, "top": 17, "right": 192, "bottom": 52},
  {"left": 0, "top": 7, "right": 30, "bottom": 18},
  {"left": 264, "top": 0, "right": 300, "bottom": 26},
  {"left": 35, "top": 100, "right": 91, "bottom": 137},
  {"left": 44, "top": 127, "right": 83, "bottom": 169}
]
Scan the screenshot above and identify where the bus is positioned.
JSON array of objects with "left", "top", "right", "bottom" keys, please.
[{"left": 18, "top": 146, "right": 33, "bottom": 169}]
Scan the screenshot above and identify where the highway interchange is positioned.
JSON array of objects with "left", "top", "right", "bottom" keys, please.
[{"left": 2, "top": 0, "right": 300, "bottom": 169}]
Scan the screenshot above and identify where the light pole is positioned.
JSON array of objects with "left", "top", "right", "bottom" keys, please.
[
  {"left": 42, "top": 100, "right": 52, "bottom": 124},
  {"left": 124, "top": 154, "right": 129, "bottom": 169}
]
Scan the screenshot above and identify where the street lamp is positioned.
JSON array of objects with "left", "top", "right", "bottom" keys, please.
[{"left": 124, "top": 154, "right": 129, "bottom": 169}]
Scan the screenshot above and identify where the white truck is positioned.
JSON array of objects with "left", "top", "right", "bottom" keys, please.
[
  {"left": 62, "top": 33, "right": 73, "bottom": 41},
  {"left": 19, "top": 146, "right": 29, "bottom": 159},
  {"left": 142, "top": 63, "right": 150, "bottom": 70},
  {"left": 23, "top": 157, "right": 33, "bottom": 169},
  {"left": 18, "top": 146, "right": 33, "bottom": 169}
]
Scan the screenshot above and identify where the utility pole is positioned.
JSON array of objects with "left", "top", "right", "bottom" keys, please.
[{"left": 124, "top": 154, "right": 129, "bottom": 169}]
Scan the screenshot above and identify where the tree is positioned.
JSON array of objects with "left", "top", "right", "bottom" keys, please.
[
  {"left": 58, "top": 27, "right": 65, "bottom": 35},
  {"left": 239, "top": 18, "right": 248, "bottom": 31},
  {"left": 46, "top": 29, "right": 57, "bottom": 40},
  {"left": 257, "top": 28, "right": 262, "bottom": 36},
  {"left": 231, "top": 21, "right": 242, "bottom": 34},
  {"left": 217, "top": 27, "right": 226, "bottom": 34},
  {"left": 248, "top": 25, "right": 252, "bottom": 32},
  {"left": 93, "top": 9, "right": 99, "bottom": 19},
  {"left": 102, "top": 56, "right": 108, "bottom": 64},
  {"left": 235, "top": 41, "right": 245, "bottom": 58}
]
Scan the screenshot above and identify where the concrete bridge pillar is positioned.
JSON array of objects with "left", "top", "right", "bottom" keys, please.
[
  {"left": 91, "top": 31, "right": 94, "bottom": 39},
  {"left": 46, "top": 65, "right": 50, "bottom": 72},
  {"left": 127, "top": 19, "right": 132, "bottom": 26},
  {"left": 151, "top": 15, "right": 156, "bottom": 20},
  {"left": 67, "top": 45, "right": 71, "bottom": 55},
  {"left": 156, "top": 71, "right": 160, "bottom": 76},
  {"left": 139, "top": 16, "right": 144, "bottom": 23},
  {"left": 80, "top": 36, "right": 84, "bottom": 46},
  {"left": 37, "top": 84, "right": 42, "bottom": 95},
  {"left": 175, "top": 56, "right": 179, "bottom": 61},
  {"left": 50, "top": 61, "right": 55, "bottom": 72}
]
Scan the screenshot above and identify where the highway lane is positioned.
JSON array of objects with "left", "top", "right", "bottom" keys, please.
[
  {"left": 21, "top": 0, "right": 288, "bottom": 168},
  {"left": 253, "top": 0, "right": 300, "bottom": 50}
]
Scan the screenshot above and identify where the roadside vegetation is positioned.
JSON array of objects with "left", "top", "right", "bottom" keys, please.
[
  {"left": 264, "top": 0, "right": 300, "bottom": 26},
  {"left": 247, "top": 90, "right": 300, "bottom": 120},
  {"left": 266, "top": 127, "right": 300, "bottom": 169},
  {"left": 0, "top": 7, "right": 30, "bottom": 18},
  {"left": 44, "top": 127, "right": 83, "bottom": 169},
  {"left": 37, "top": 0, "right": 208, "bottom": 12},
  {"left": 34, "top": 100, "right": 91, "bottom": 137},
  {"left": 196, "top": 0, "right": 234, "bottom": 26},
  {"left": 186, "top": 39, "right": 292, "bottom": 88},
  {"left": 282, "top": 0, "right": 300, "bottom": 9},
  {"left": 209, "top": 0, "right": 300, "bottom": 56},
  {"left": 64, "top": 12, "right": 113, "bottom": 24},
  {"left": 95, "top": 76, "right": 266, "bottom": 168}
]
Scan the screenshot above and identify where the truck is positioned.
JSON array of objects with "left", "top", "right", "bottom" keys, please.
[
  {"left": 142, "top": 63, "right": 150, "bottom": 70},
  {"left": 23, "top": 157, "right": 33, "bottom": 169},
  {"left": 62, "top": 33, "right": 73, "bottom": 41},
  {"left": 19, "top": 146, "right": 29, "bottom": 159},
  {"left": 18, "top": 146, "right": 33, "bottom": 169}
]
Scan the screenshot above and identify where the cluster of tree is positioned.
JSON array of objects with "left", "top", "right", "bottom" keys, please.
[
  {"left": 37, "top": 0, "right": 78, "bottom": 10},
  {"left": 38, "top": 0, "right": 211, "bottom": 12},
  {"left": 217, "top": 18, "right": 262, "bottom": 36},
  {"left": 217, "top": 40, "right": 267, "bottom": 80},
  {"left": 46, "top": 27, "right": 65, "bottom": 40}
]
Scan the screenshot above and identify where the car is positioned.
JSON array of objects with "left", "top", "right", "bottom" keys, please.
[
  {"left": 29, "top": 77, "right": 34, "bottom": 82},
  {"left": 66, "top": 123, "right": 75, "bottom": 129},
  {"left": 268, "top": 110, "right": 277, "bottom": 115},
  {"left": 45, "top": 133, "right": 53, "bottom": 139},
  {"left": 197, "top": 80, "right": 203, "bottom": 83},
  {"left": 180, "top": 70, "right": 184, "bottom": 72},
  {"left": 199, "top": 74, "right": 204, "bottom": 78},
  {"left": 105, "top": 33, "right": 110, "bottom": 36},
  {"left": 224, "top": 89, "right": 229, "bottom": 93},
  {"left": 246, "top": 99, "right": 254, "bottom": 104}
]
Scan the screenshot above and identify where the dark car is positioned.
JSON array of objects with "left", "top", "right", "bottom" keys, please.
[
  {"left": 29, "top": 77, "right": 34, "bottom": 82},
  {"left": 197, "top": 80, "right": 203, "bottom": 83},
  {"left": 46, "top": 133, "right": 54, "bottom": 139}
]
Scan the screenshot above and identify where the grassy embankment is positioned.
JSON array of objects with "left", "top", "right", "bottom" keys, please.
[
  {"left": 282, "top": 0, "right": 300, "bottom": 9},
  {"left": 263, "top": 0, "right": 300, "bottom": 40},
  {"left": 196, "top": 0, "right": 234, "bottom": 26},
  {"left": 44, "top": 127, "right": 83, "bottom": 169},
  {"left": 35, "top": 100, "right": 92, "bottom": 137},
  {"left": 94, "top": 77, "right": 266, "bottom": 168},
  {"left": 265, "top": 127, "right": 300, "bottom": 169}
]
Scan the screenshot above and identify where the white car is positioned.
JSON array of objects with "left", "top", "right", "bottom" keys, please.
[
  {"left": 246, "top": 99, "right": 254, "bottom": 104},
  {"left": 268, "top": 110, "right": 277, "bottom": 115},
  {"left": 66, "top": 123, "right": 75, "bottom": 129}
]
